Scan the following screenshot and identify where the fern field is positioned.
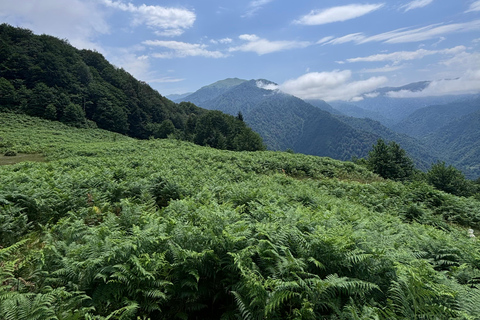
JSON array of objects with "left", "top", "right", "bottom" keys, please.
[{"left": 2, "top": 113, "right": 480, "bottom": 319}]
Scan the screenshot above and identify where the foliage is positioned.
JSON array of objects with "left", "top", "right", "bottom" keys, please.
[
  {"left": 427, "top": 161, "right": 474, "bottom": 197},
  {"left": 2, "top": 94, "right": 480, "bottom": 319},
  {"left": 366, "top": 139, "right": 416, "bottom": 181},
  {"left": 0, "top": 24, "right": 264, "bottom": 152}
]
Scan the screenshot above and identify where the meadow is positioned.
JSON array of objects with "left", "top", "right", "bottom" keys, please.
[{"left": 2, "top": 113, "right": 480, "bottom": 319}]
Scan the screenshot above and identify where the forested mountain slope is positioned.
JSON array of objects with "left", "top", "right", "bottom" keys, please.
[
  {"left": 335, "top": 115, "right": 439, "bottom": 170},
  {"left": 180, "top": 79, "right": 385, "bottom": 160},
  {"left": 424, "top": 109, "right": 480, "bottom": 178},
  {"left": 180, "top": 79, "right": 442, "bottom": 166},
  {"left": 2, "top": 114, "right": 480, "bottom": 319},
  {"left": 393, "top": 96, "right": 480, "bottom": 139},
  {"left": 0, "top": 24, "right": 264, "bottom": 151}
]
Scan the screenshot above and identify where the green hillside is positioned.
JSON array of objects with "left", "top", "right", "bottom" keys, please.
[
  {"left": 393, "top": 97, "right": 480, "bottom": 139},
  {"left": 425, "top": 110, "right": 480, "bottom": 179},
  {"left": 335, "top": 115, "right": 439, "bottom": 170},
  {"left": 2, "top": 113, "right": 480, "bottom": 319},
  {"left": 0, "top": 24, "right": 264, "bottom": 152}
]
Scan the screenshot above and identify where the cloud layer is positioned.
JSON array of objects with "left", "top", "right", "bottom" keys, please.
[
  {"left": 325, "top": 20, "right": 480, "bottom": 45},
  {"left": 0, "top": 0, "right": 108, "bottom": 50},
  {"left": 401, "top": 0, "right": 434, "bottom": 12},
  {"left": 294, "top": 4, "right": 384, "bottom": 25},
  {"left": 144, "top": 40, "right": 226, "bottom": 58},
  {"left": 102, "top": 0, "right": 195, "bottom": 37},
  {"left": 346, "top": 46, "right": 466, "bottom": 63},
  {"left": 229, "top": 34, "right": 310, "bottom": 55},
  {"left": 280, "top": 70, "right": 387, "bottom": 101}
]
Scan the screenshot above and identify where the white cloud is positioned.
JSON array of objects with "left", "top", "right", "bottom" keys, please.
[
  {"left": 0, "top": 0, "right": 108, "bottom": 50},
  {"left": 386, "top": 69, "right": 480, "bottom": 97},
  {"left": 466, "top": 1, "right": 480, "bottom": 12},
  {"left": 102, "top": 0, "right": 195, "bottom": 37},
  {"left": 256, "top": 80, "right": 279, "bottom": 91},
  {"left": 360, "top": 64, "right": 406, "bottom": 73},
  {"left": 229, "top": 34, "right": 310, "bottom": 55},
  {"left": 210, "top": 38, "right": 233, "bottom": 44},
  {"left": 326, "top": 20, "right": 480, "bottom": 45},
  {"left": 244, "top": 0, "right": 274, "bottom": 17},
  {"left": 148, "top": 77, "right": 184, "bottom": 83},
  {"left": 294, "top": 4, "right": 384, "bottom": 25},
  {"left": 317, "top": 36, "right": 334, "bottom": 44},
  {"left": 143, "top": 40, "right": 226, "bottom": 58},
  {"left": 365, "top": 92, "right": 380, "bottom": 98},
  {"left": 279, "top": 70, "right": 388, "bottom": 101},
  {"left": 326, "top": 33, "right": 366, "bottom": 45},
  {"left": 401, "top": 0, "right": 434, "bottom": 12},
  {"left": 362, "top": 20, "right": 480, "bottom": 44},
  {"left": 346, "top": 46, "right": 466, "bottom": 63}
]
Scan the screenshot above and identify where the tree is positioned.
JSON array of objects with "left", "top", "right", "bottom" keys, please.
[
  {"left": 0, "top": 77, "right": 16, "bottom": 110},
  {"left": 62, "top": 103, "right": 85, "bottom": 127},
  {"left": 366, "top": 139, "right": 415, "bottom": 181},
  {"left": 427, "top": 161, "right": 472, "bottom": 197}
]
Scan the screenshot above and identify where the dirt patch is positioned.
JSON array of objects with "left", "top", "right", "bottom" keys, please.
[{"left": 0, "top": 153, "right": 46, "bottom": 166}]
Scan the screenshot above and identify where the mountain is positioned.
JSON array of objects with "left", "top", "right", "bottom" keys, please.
[
  {"left": 328, "top": 102, "right": 395, "bottom": 126},
  {"left": 392, "top": 96, "right": 480, "bottom": 139},
  {"left": 328, "top": 82, "right": 475, "bottom": 126},
  {"left": 304, "top": 99, "right": 343, "bottom": 115},
  {"left": 424, "top": 109, "right": 480, "bottom": 179},
  {"left": 0, "top": 24, "right": 264, "bottom": 151},
  {"left": 177, "top": 78, "right": 247, "bottom": 104},
  {"left": 179, "top": 79, "right": 424, "bottom": 161},
  {"left": 166, "top": 92, "right": 193, "bottom": 101},
  {"left": 334, "top": 115, "right": 438, "bottom": 170}
]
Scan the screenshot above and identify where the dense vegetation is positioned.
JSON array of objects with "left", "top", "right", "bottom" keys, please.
[
  {"left": 2, "top": 113, "right": 480, "bottom": 319},
  {"left": 0, "top": 24, "right": 264, "bottom": 152}
]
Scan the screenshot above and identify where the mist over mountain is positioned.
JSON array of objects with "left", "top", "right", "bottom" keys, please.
[{"left": 327, "top": 82, "right": 477, "bottom": 127}]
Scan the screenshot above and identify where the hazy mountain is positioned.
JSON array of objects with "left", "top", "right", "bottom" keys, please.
[
  {"left": 304, "top": 99, "right": 343, "bottom": 115},
  {"left": 166, "top": 92, "right": 193, "bottom": 102},
  {"left": 425, "top": 109, "right": 480, "bottom": 179},
  {"left": 328, "top": 102, "right": 395, "bottom": 127},
  {"left": 334, "top": 115, "right": 438, "bottom": 170},
  {"left": 328, "top": 82, "right": 475, "bottom": 126},
  {"left": 393, "top": 96, "right": 480, "bottom": 139},
  {"left": 179, "top": 78, "right": 247, "bottom": 105}
]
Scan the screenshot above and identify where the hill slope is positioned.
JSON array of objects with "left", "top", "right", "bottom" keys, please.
[
  {"left": 0, "top": 24, "right": 264, "bottom": 151},
  {"left": 334, "top": 115, "right": 439, "bottom": 170},
  {"left": 424, "top": 109, "right": 480, "bottom": 178},
  {"left": 393, "top": 96, "right": 480, "bottom": 139},
  {"left": 1, "top": 113, "right": 480, "bottom": 319}
]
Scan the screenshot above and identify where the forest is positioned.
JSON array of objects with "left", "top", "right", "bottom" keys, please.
[
  {"left": 0, "top": 24, "right": 264, "bottom": 152},
  {"left": 2, "top": 113, "right": 480, "bottom": 319}
]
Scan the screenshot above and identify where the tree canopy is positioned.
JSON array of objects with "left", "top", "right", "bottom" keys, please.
[{"left": 366, "top": 139, "right": 416, "bottom": 181}]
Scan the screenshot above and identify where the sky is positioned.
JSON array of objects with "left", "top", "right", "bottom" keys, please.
[{"left": 1, "top": 0, "right": 480, "bottom": 101}]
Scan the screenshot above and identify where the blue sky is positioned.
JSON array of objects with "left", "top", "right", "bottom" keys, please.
[{"left": 1, "top": 0, "right": 480, "bottom": 101}]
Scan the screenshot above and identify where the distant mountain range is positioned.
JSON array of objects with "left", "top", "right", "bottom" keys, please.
[
  {"left": 176, "top": 78, "right": 480, "bottom": 178},
  {"left": 175, "top": 78, "right": 440, "bottom": 168}
]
